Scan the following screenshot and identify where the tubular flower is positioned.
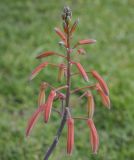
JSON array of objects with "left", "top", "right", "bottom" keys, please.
[
  {"left": 70, "top": 19, "right": 79, "bottom": 35},
  {"left": 36, "top": 51, "right": 55, "bottom": 59},
  {"left": 26, "top": 104, "right": 44, "bottom": 137},
  {"left": 91, "top": 70, "right": 109, "bottom": 95},
  {"left": 38, "top": 82, "right": 47, "bottom": 107},
  {"left": 36, "top": 51, "right": 66, "bottom": 59},
  {"left": 78, "top": 39, "right": 96, "bottom": 45},
  {"left": 29, "top": 62, "right": 48, "bottom": 80},
  {"left": 63, "top": 22, "right": 68, "bottom": 33},
  {"left": 75, "top": 62, "right": 89, "bottom": 82},
  {"left": 57, "top": 64, "right": 66, "bottom": 82},
  {"left": 86, "top": 91, "right": 95, "bottom": 118},
  {"left": 87, "top": 119, "right": 99, "bottom": 154},
  {"left": 44, "top": 90, "right": 56, "bottom": 123},
  {"left": 54, "top": 27, "right": 66, "bottom": 43},
  {"left": 67, "top": 118, "right": 74, "bottom": 155},
  {"left": 96, "top": 83, "right": 110, "bottom": 109}
]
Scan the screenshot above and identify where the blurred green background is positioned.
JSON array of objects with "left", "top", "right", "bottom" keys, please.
[{"left": 0, "top": 0, "right": 134, "bottom": 160}]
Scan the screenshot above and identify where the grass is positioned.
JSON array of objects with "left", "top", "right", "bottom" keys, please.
[{"left": 0, "top": 0, "right": 134, "bottom": 159}]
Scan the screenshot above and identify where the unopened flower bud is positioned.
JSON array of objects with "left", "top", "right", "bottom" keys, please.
[
  {"left": 87, "top": 119, "right": 99, "bottom": 154},
  {"left": 62, "top": 6, "right": 72, "bottom": 22},
  {"left": 67, "top": 117, "right": 74, "bottom": 155},
  {"left": 44, "top": 90, "right": 56, "bottom": 123},
  {"left": 63, "top": 22, "right": 68, "bottom": 33}
]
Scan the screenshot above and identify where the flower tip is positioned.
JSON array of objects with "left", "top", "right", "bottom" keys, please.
[
  {"left": 93, "top": 39, "right": 96, "bottom": 43},
  {"left": 107, "top": 96, "right": 111, "bottom": 109},
  {"left": 84, "top": 77, "right": 89, "bottom": 82},
  {"left": 29, "top": 74, "right": 35, "bottom": 81},
  {"left": 44, "top": 119, "right": 48, "bottom": 123},
  {"left": 93, "top": 151, "right": 98, "bottom": 155},
  {"left": 67, "top": 118, "right": 74, "bottom": 155},
  {"left": 54, "top": 27, "right": 57, "bottom": 31},
  {"left": 86, "top": 78, "right": 89, "bottom": 82},
  {"left": 25, "top": 130, "right": 31, "bottom": 137},
  {"left": 28, "top": 76, "right": 33, "bottom": 81},
  {"left": 25, "top": 131, "right": 29, "bottom": 137},
  {"left": 108, "top": 104, "right": 111, "bottom": 109}
]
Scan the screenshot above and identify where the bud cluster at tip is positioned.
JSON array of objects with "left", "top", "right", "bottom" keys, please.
[{"left": 62, "top": 6, "right": 72, "bottom": 22}]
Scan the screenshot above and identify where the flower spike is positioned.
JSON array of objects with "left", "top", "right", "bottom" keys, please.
[
  {"left": 44, "top": 90, "right": 56, "bottom": 123},
  {"left": 26, "top": 7, "right": 111, "bottom": 159},
  {"left": 29, "top": 62, "right": 48, "bottom": 80},
  {"left": 87, "top": 119, "right": 99, "bottom": 154},
  {"left": 91, "top": 70, "right": 109, "bottom": 95}
]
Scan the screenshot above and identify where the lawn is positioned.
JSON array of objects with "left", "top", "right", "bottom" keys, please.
[{"left": 0, "top": 0, "right": 134, "bottom": 160}]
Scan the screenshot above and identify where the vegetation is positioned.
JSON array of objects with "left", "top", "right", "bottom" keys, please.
[{"left": 0, "top": 0, "right": 133, "bottom": 160}]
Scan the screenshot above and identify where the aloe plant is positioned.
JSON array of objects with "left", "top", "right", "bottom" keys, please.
[{"left": 26, "top": 6, "right": 110, "bottom": 160}]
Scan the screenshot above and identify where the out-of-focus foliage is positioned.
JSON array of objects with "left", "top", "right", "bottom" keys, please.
[{"left": 0, "top": 0, "right": 134, "bottom": 159}]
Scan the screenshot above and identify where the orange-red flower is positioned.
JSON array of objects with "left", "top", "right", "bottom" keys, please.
[
  {"left": 57, "top": 64, "right": 66, "bottom": 82},
  {"left": 78, "top": 39, "right": 96, "bottom": 45},
  {"left": 63, "top": 22, "right": 68, "bottom": 33},
  {"left": 29, "top": 62, "right": 48, "bottom": 80},
  {"left": 36, "top": 51, "right": 56, "bottom": 59},
  {"left": 91, "top": 70, "right": 109, "bottom": 95},
  {"left": 44, "top": 90, "right": 56, "bottom": 123},
  {"left": 70, "top": 19, "right": 79, "bottom": 34},
  {"left": 86, "top": 91, "right": 95, "bottom": 118},
  {"left": 38, "top": 82, "right": 47, "bottom": 107},
  {"left": 96, "top": 83, "right": 110, "bottom": 109},
  {"left": 74, "top": 62, "right": 89, "bottom": 82},
  {"left": 54, "top": 27, "right": 66, "bottom": 43},
  {"left": 26, "top": 104, "right": 44, "bottom": 137},
  {"left": 36, "top": 51, "right": 67, "bottom": 59},
  {"left": 67, "top": 118, "right": 74, "bottom": 155},
  {"left": 87, "top": 119, "right": 99, "bottom": 154}
]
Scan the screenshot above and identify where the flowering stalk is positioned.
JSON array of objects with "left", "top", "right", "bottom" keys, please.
[{"left": 26, "top": 6, "right": 111, "bottom": 160}]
